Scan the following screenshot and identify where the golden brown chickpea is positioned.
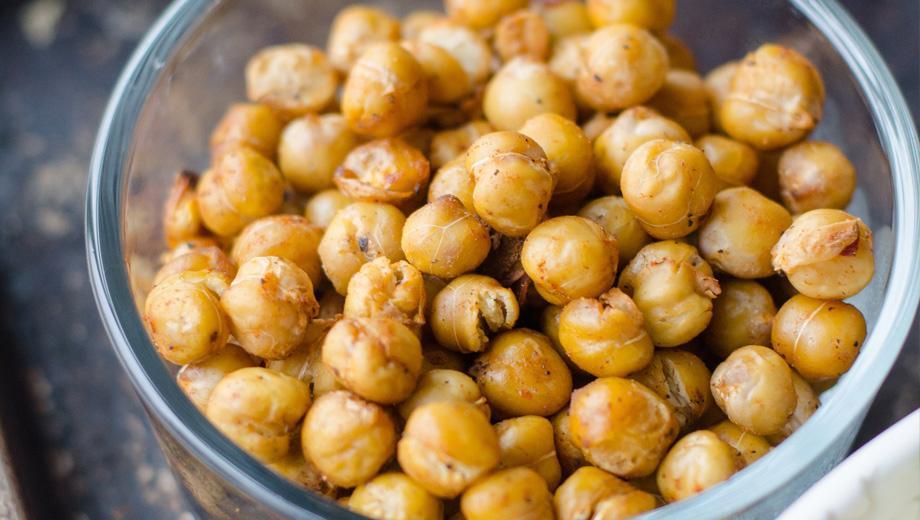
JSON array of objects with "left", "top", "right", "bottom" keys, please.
[
  {"left": 268, "top": 442, "right": 337, "bottom": 497},
  {"left": 335, "top": 138, "right": 430, "bottom": 207},
  {"left": 720, "top": 44, "right": 825, "bottom": 150},
  {"left": 196, "top": 148, "right": 286, "bottom": 237},
  {"left": 483, "top": 58, "right": 577, "bottom": 131},
  {"left": 771, "top": 294, "right": 866, "bottom": 381},
  {"left": 593, "top": 106, "right": 691, "bottom": 194},
  {"left": 621, "top": 139, "right": 718, "bottom": 239},
  {"left": 278, "top": 113, "right": 359, "bottom": 194},
  {"left": 618, "top": 241, "right": 721, "bottom": 347},
  {"left": 428, "top": 158, "right": 476, "bottom": 214},
  {"left": 210, "top": 103, "right": 281, "bottom": 162},
  {"left": 778, "top": 141, "right": 857, "bottom": 214},
  {"left": 587, "top": 0, "right": 675, "bottom": 31},
  {"left": 703, "top": 61, "right": 738, "bottom": 133},
  {"left": 421, "top": 342, "right": 466, "bottom": 372},
  {"left": 771, "top": 209, "right": 874, "bottom": 299},
  {"left": 418, "top": 21, "right": 494, "bottom": 86},
  {"left": 153, "top": 246, "right": 235, "bottom": 287},
  {"left": 551, "top": 407, "right": 587, "bottom": 475},
  {"left": 558, "top": 288, "right": 653, "bottom": 377},
  {"left": 162, "top": 171, "right": 204, "bottom": 249},
  {"left": 349, "top": 472, "right": 444, "bottom": 520},
  {"left": 648, "top": 70, "right": 711, "bottom": 137},
  {"left": 709, "top": 420, "right": 772, "bottom": 466},
  {"left": 540, "top": 1, "right": 592, "bottom": 39},
  {"left": 318, "top": 202, "right": 407, "bottom": 294},
  {"left": 402, "top": 10, "right": 447, "bottom": 40},
  {"left": 703, "top": 279, "right": 777, "bottom": 358},
  {"left": 231, "top": 215, "right": 324, "bottom": 287},
  {"left": 399, "top": 369, "right": 490, "bottom": 421},
  {"left": 461, "top": 467, "right": 554, "bottom": 520},
  {"left": 494, "top": 416, "right": 563, "bottom": 490},
  {"left": 470, "top": 329, "right": 573, "bottom": 417},
  {"left": 343, "top": 257, "right": 427, "bottom": 332},
  {"left": 656, "top": 430, "right": 739, "bottom": 502},
  {"left": 342, "top": 43, "right": 428, "bottom": 138},
  {"left": 162, "top": 237, "right": 222, "bottom": 263},
  {"left": 398, "top": 400, "right": 501, "bottom": 498},
  {"left": 445, "top": 0, "right": 528, "bottom": 30},
  {"left": 327, "top": 5, "right": 400, "bottom": 72},
  {"left": 577, "top": 196, "right": 652, "bottom": 268},
  {"left": 539, "top": 305, "right": 582, "bottom": 371},
  {"left": 711, "top": 345, "right": 797, "bottom": 435},
  {"left": 570, "top": 377, "right": 679, "bottom": 478},
  {"left": 520, "top": 113, "right": 595, "bottom": 207},
  {"left": 265, "top": 336, "right": 345, "bottom": 400},
  {"left": 494, "top": 9, "right": 551, "bottom": 62},
  {"left": 554, "top": 466, "right": 657, "bottom": 520},
  {"left": 304, "top": 189, "right": 352, "bottom": 229},
  {"left": 245, "top": 44, "right": 338, "bottom": 118},
  {"left": 659, "top": 33, "right": 696, "bottom": 70},
  {"left": 430, "top": 121, "right": 495, "bottom": 170},
  {"left": 698, "top": 187, "right": 793, "bottom": 279},
  {"left": 302, "top": 390, "right": 397, "bottom": 487},
  {"left": 322, "top": 317, "right": 423, "bottom": 404},
  {"left": 548, "top": 34, "right": 588, "bottom": 86},
  {"left": 695, "top": 134, "right": 760, "bottom": 191},
  {"left": 430, "top": 274, "right": 520, "bottom": 353},
  {"left": 402, "top": 196, "right": 492, "bottom": 279},
  {"left": 207, "top": 367, "right": 310, "bottom": 463},
  {"left": 577, "top": 25, "right": 668, "bottom": 112},
  {"left": 768, "top": 371, "right": 820, "bottom": 444},
  {"left": 632, "top": 349, "right": 713, "bottom": 430},
  {"left": 402, "top": 40, "right": 473, "bottom": 104},
  {"left": 176, "top": 344, "right": 255, "bottom": 411}
]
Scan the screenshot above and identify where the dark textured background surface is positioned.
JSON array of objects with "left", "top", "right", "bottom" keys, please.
[{"left": 0, "top": 0, "right": 917, "bottom": 518}]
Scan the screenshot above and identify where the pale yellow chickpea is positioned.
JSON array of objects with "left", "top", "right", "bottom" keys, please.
[
  {"left": 710, "top": 420, "right": 772, "bottom": 466},
  {"left": 245, "top": 44, "right": 338, "bottom": 118},
  {"left": 343, "top": 257, "right": 427, "bottom": 333},
  {"left": 445, "top": 0, "right": 528, "bottom": 30},
  {"left": 430, "top": 274, "right": 520, "bottom": 353},
  {"left": 210, "top": 103, "right": 282, "bottom": 161},
  {"left": 494, "top": 416, "right": 563, "bottom": 490},
  {"left": 304, "top": 189, "right": 352, "bottom": 229},
  {"left": 587, "top": 0, "right": 675, "bottom": 31},
  {"left": 418, "top": 21, "right": 494, "bottom": 85},
  {"left": 539, "top": 1, "right": 592, "bottom": 40},
  {"left": 551, "top": 407, "right": 587, "bottom": 475},
  {"left": 703, "top": 279, "right": 777, "bottom": 358},
  {"left": 656, "top": 430, "right": 739, "bottom": 502},
  {"left": 494, "top": 9, "right": 551, "bottom": 62},
  {"left": 659, "top": 33, "right": 697, "bottom": 71},
  {"left": 520, "top": 113, "right": 595, "bottom": 208},
  {"left": 335, "top": 138, "right": 431, "bottom": 207},
  {"left": 176, "top": 344, "right": 256, "bottom": 411},
  {"left": 398, "top": 369, "right": 490, "bottom": 421},
  {"left": 695, "top": 134, "right": 760, "bottom": 191},
  {"left": 349, "top": 472, "right": 444, "bottom": 520},
  {"left": 577, "top": 196, "right": 652, "bottom": 268},
  {"left": 548, "top": 34, "right": 588, "bottom": 87},
  {"left": 483, "top": 57, "right": 577, "bottom": 131},
  {"left": 231, "top": 215, "right": 324, "bottom": 288},
  {"left": 278, "top": 113, "right": 359, "bottom": 194},
  {"left": 401, "top": 10, "right": 447, "bottom": 40},
  {"left": 632, "top": 349, "right": 712, "bottom": 430},
  {"left": 703, "top": 61, "right": 738, "bottom": 133},
  {"left": 427, "top": 158, "right": 476, "bottom": 212},
  {"left": 430, "top": 120, "right": 495, "bottom": 170},
  {"left": 648, "top": 69, "right": 711, "bottom": 137},
  {"left": 327, "top": 5, "right": 400, "bottom": 72},
  {"left": 402, "top": 196, "right": 492, "bottom": 279},
  {"left": 401, "top": 40, "right": 473, "bottom": 104},
  {"left": 768, "top": 371, "right": 820, "bottom": 444},
  {"left": 554, "top": 466, "right": 658, "bottom": 520},
  {"left": 461, "top": 467, "right": 555, "bottom": 520},
  {"left": 153, "top": 246, "right": 235, "bottom": 287},
  {"left": 778, "top": 140, "right": 857, "bottom": 213},
  {"left": 162, "top": 170, "right": 204, "bottom": 249},
  {"left": 207, "top": 367, "right": 310, "bottom": 463}
]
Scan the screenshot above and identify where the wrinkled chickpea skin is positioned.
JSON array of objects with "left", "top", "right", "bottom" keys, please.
[
  {"left": 335, "top": 138, "right": 430, "bottom": 207},
  {"left": 632, "top": 349, "right": 712, "bottom": 431},
  {"left": 430, "top": 274, "right": 520, "bottom": 353},
  {"left": 402, "top": 195, "right": 492, "bottom": 280},
  {"left": 245, "top": 44, "right": 338, "bottom": 118},
  {"left": 344, "top": 257, "right": 427, "bottom": 332}
]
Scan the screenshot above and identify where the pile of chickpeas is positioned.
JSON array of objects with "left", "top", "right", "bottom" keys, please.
[{"left": 144, "top": 0, "right": 875, "bottom": 517}]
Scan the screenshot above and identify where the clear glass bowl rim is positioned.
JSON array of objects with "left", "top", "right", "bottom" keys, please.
[{"left": 85, "top": 1, "right": 920, "bottom": 518}]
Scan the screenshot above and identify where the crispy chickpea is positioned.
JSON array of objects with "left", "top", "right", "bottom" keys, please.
[
  {"left": 207, "top": 367, "right": 310, "bottom": 463},
  {"left": 402, "top": 40, "right": 472, "bottom": 104},
  {"left": 695, "top": 134, "right": 760, "bottom": 191},
  {"left": 349, "top": 472, "right": 444, "bottom": 520},
  {"left": 494, "top": 416, "right": 563, "bottom": 490},
  {"left": 551, "top": 407, "right": 587, "bottom": 474},
  {"left": 210, "top": 103, "right": 282, "bottom": 161},
  {"left": 344, "top": 257, "right": 427, "bottom": 332},
  {"left": 548, "top": 34, "right": 588, "bottom": 86},
  {"left": 399, "top": 369, "right": 490, "bottom": 421},
  {"left": 342, "top": 43, "right": 428, "bottom": 138},
  {"left": 772, "top": 294, "right": 866, "bottom": 381},
  {"left": 656, "top": 430, "right": 739, "bottom": 502},
  {"left": 335, "top": 138, "right": 430, "bottom": 207},
  {"left": 470, "top": 329, "right": 573, "bottom": 417},
  {"left": 430, "top": 121, "right": 494, "bottom": 170},
  {"left": 445, "top": 0, "right": 528, "bottom": 30},
  {"left": 162, "top": 237, "right": 222, "bottom": 263},
  {"left": 577, "top": 25, "right": 668, "bottom": 112},
  {"left": 540, "top": 1, "right": 592, "bottom": 39},
  {"left": 769, "top": 371, "right": 820, "bottom": 444},
  {"left": 304, "top": 189, "right": 352, "bottom": 229},
  {"left": 231, "top": 215, "right": 324, "bottom": 287},
  {"left": 245, "top": 44, "right": 337, "bottom": 118},
  {"left": 265, "top": 328, "right": 345, "bottom": 399},
  {"left": 570, "top": 377, "right": 679, "bottom": 477},
  {"left": 578, "top": 196, "right": 652, "bottom": 268},
  {"left": 539, "top": 304, "right": 582, "bottom": 371},
  {"left": 593, "top": 107, "right": 691, "bottom": 194},
  {"left": 430, "top": 275, "right": 519, "bottom": 353},
  {"left": 428, "top": 158, "right": 476, "bottom": 212},
  {"left": 153, "top": 246, "right": 235, "bottom": 287},
  {"left": 778, "top": 141, "right": 857, "bottom": 213},
  {"left": 278, "top": 113, "right": 359, "bottom": 194},
  {"left": 703, "top": 61, "right": 738, "bottom": 133},
  {"left": 495, "top": 9, "right": 551, "bottom": 62},
  {"left": 698, "top": 187, "right": 793, "bottom": 278},
  {"left": 483, "top": 58, "right": 577, "bottom": 131},
  {"left": 659, "top": 33, "right": 696, "bottom": 71},
  {"left": 771, "top": 209, "right": 874, "bottom": 299},
  {"left": 587, "top": 0, "right": 675, "bottom": 31},
  {"left": 618, "top": 241, "right": 721, "bottom": 347},
  {"left": 322, "top": 317, "right": 423, "bottom": 404},
  {"left": 421, "top": 342, "right": 466, "bottom": 372},
  {"left": 318, "top": 202, "right": 406, "bottom": 294},
  {"left": 520, "top": 113, "right": 595, "bottom": 207},
  {"left": 402, "top": 10, "right": 446, "bottom": 40},
  {"left": 711, "top": 345, "right": 797, "bottom": 435},
  {"left": 558, "top": 288, "right": 653, "bottom": 377},
  {"left": 621, "top": 139, "right": 718, "bottom": 239},
  {"left": 632, "top": 349, "right": 712, "bottom": 430},
  {"left": 554, "top": 466, "right": 657, "bottom": 520},
  {"left": 710, "top": 420, "right": 772, "bottom": 466},
  {"left": 720, "top": 44, "right": 825, "bottom": 150},
  {"left": 327, "top": 5, "right": 400, "bottom": 72},
  {"left": 162, "top": 171, "right": 203, "bottom": 248},
  {"left": 302, "top": 390, "right": 396, "bottom": 487},
  {"left": 197, "top": 148, "right": 285, "bottom": 237},
  {"left": 648, "top": 70, "right": 711, "bottom": 137},
  {"left": 398, "top": 400, "right": 501, "bottom": 498},
  {"left": 703, "top": 279, "right": 777, "bottom": 358},
  {"left": 402, "top": 196, "right": 492, "bottom": 279},
  {"left": 268, "top": 442, "right": 337, "bottom": 497},
  {"left": 460, "top": 467, "right": 554, "bottom": 520},
  {"left": 418, "top": 21, "right": 493, "bottom": 85},
  {"left": 176, "top": 345, "right": 255, "bottom": 412}
]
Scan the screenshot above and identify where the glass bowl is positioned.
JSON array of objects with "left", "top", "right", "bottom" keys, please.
[{"left": 86, "top": 0, "right": 920, "bottom": 518}]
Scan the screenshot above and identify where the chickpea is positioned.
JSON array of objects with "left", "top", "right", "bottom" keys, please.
[
  {"left": 719, "top": 44, "right": 825, "bottom": 150},
  {"left": 418, "top": 21, "right": 493, "bottom": 85},
  {"left": 444, "top": 0, "right": 528, "bottom": 30},
  {"left": 548, "top": 34, "right": 588, "bottom": 86},
  {"left": 153, "top": 246, "right": 235, "bottom": 287},
  {"left": 162, "top": 171, "right": 204, "bottom": 248},
  {"left": 462, "top": 468, "right": 555, "bottom": 520},
  {"left": 176, "top": 344, "right": 256, "bottom": 411},
  {"left": 230, "top": 215, "right": 324, "bottom": 288},
  {"left": 695, "top": 134, "right": 760, "bottom": 191},
  {"left": 570, "top": 377, "right": 679, "bottom": 477},
  {"left": 593, "top": 107, "right": 690, "bottom": 194},
  {"left": 398, "top": 401, "right": 501, "bottom": 498},
  {"left": 520, "top": 113, "right": 595, "bottom": 208},
  {"left": 648, "top": 70, "right": 711, "bottom": 137},
  {"left": 768, "top": 371, "right": 820, "bottom": 444},
  {"left": 494, "top": 9, "right": 551, "bottom": 62},
  {"left": 659, "top": 33, "right": 697, "bottom": 71},
  {"left": 618, "top": 241, "right": 721, "bottom": 347},
  {"left": 703, "top": 279, "right": 777, "bottom": 358},
  {"left": 268, "top": 442, "right": 337, "bottom": 497},
  {"left": 577, "top": 25, "right": 668, "bottom": 112},
  {"left": 698, "top": 187, "right": 793, "bottom": 279},
  {"left": 470, "top": 329, "right": 573, "bottom": 417},
  {"left": 709, "top": 420, "right": 772, "bottom": 466},
  {"left": 278, "top": 113, "right": 359, "bottom": 194},
  {"left": 551, "top": 407, "right": 587, "bottom": 475},
  {"left": 402, "top": 196, "right": 492, "bottom": 279},
  {"left": 703, "top": 61, "right": 738, "bottom": 133},
  {"left": 402, "top": 40, "right": 472, "bottom": 104},
  {"left": 494, "top": 416, "right": 563, "bottom": 490},
  {"left": 342, "top": 257, "right": 426, "bottom": 333},
  {"left": 539, "top": 1, "right": 592, "bottom": 40},
  {"left": 196, "top": 148, "right": 285, "bottom": 237},
  {"left": 302, "top": 390, "right": 396, "bottom": 487},
  {"left": 207, "top": 367, "right": 310, "bottom": 463},
  {"left": 318, "top": 202, "right": 407, "bottom": 295},
  {"left": 304, "top": 189, "right": 352, "bottom": 229},
  {"left": 327, "top": 5, "right": 400, "bottom": 72},
  {"left": 402, "top": 10, "right": 447, "bottom": 40},
  {"left": 632, "top": 349, "right": 712, "bottom": 430},
  {"left": 778, "top": 141, "right": 857, "bottom": 213},
  {"left": 430, "top": 120, "right": 495, "bottom": 170},
  {"left": 711, "top": 345, "right": 797, "bottom": 435},
  {"left": 554, "top": 466, "right": 657, "bottom": 520},
  {"left": 656, "top": 430, "right": 739, "bottom": 502},
  {"left": 221, "top": 256, "right": 319, "bottom": 359},
  {"left": 322, "top": 317, "right": 423, "bottom": 404},
  {"left": 772, "top": 294, "right": 866, "bottom": 381},
  {"left": 771, "top": 209, "right": 874, "bottom": 299},
  {"left": 264, "top": 326, "right": 344, "bottom": 400},
  {"left": 578, "top": 196, "right": 652, "bottom": 268},
  {"left": 349, "top": 472, "right": 444, "bottom": 520},
  {"left": 427, "top": 159, "right": 476, "bottom": 214},
  {"left": 587, "top": 0, "right": 675, "bottom": 31},
  {"left": 335, "top": 138, "right": 430, "bottom": 207},
  {"left": 399, "top": 369, "right": 490, "bottom": 421},
  {"left": 539, "top": 305, "right": 582, "bottom": 371},
  {"left": 245, "top": 44, "right": 337, "bottom": 118},
  {"left": 210, "top": 103, "right": 282, "bottom": 161},
  {"left": 483, "top": 58, "right": 577, "bottom": 131},
  {"left": 162, "top": 237, "right": 222, "bottom": 263}
]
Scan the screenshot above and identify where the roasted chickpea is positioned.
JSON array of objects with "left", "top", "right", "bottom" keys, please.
[
  {"left": 577, "top": 196, "right": 652, "bottom": 268},
  {"left": 197, "top": 148, "right": 285, "bottom": 237},
  {"left": 341, "top": 257, "right": 425, "bottom": 332},
  {"left": 430, "top": 274, "right": 519, "bottom": 353},
  {"left": 520, "top": 113, "right": 595, "bottom": 207},
  {"left": 554, "top": 466, "right": 657, "bottom": 520},
  {"left": 570, "top": 377, "right": 679, "bottom": 477},
  {"left": 268, "top": 442, "right": 337, "bottom": 497},
  {"left": 695, "top": 134, "right": 760, "bottom": 190},
  {"left": 656, "top": 430, "right": 739, "bottom": 502},
  {"left": 703, "top": 279, "right": 777, "bottom": 358},
  {"left": 302, "top": 390, "right": 396, "bottom": 487},
  {"left": 577, "top": 25, "right": 668, "bottom": 112},
  {"left": 398, "top": 400, "right": 501, "bottom": 498},
  {"left": 711, "top": 345, "right": 797, "bottom": 435},
  {"left": 483, "top": 58, "right": 577, "bottom": 131},
  {"left": 318, "top": 202, "right": 407, "bottom": 294},
  {"left": 587, "top": 0, "right": 675, "bottom": 31},
  {"left": 207, "top": 367, "right": 310, "bottom": 463},
  {"left": 153, "top": 246, "right": 235, "bottom": 287},
  {"left": 162, "top": 170, "right": 204, "bottom": 248},
  {"left": 401, "top": 10, "right": 446, "bottom": 40},
  {"left": 210, "top": 103, "right": 282, "bottom": 161},
  {"left": 709, "top": 420, "right": 772, "bottom": 466},
  {"left": 162, "top": 237, "right": 222, "bottom": 263},
  {"left": 402, "top": 196, "right": 491, "bottom": 279},
  {"left": 335, "top": 138, "right": 430, "bottom": 207},
  {"left": 461, "top": 467, "right": 554, "bottom": 520},
  {"left": 548, "top": 34, "right": 588, "bottom": 86},
  {"left": 703, "top": 60, "right": 738, "bottom": 133},
  {"left": 278, "top": 113, "right": 359, "bottom": 194},
  {"left": 399, "top": 369, "right": 490, "bottom": 421},
  {"left": 470, "top": 329, "right": 573, "bottom": 417},
  {"left": 418, "top": 21, "right": 493, "bottom": 85},
  {"left": 659, "top": 33, "right": 697, "bottom": 70},
  {"left": 349, "top": 472, "right": 444, "bottom": 520},
  {"left": 540, "top": 1, "right": 592, "bottom": 39},
  {"left": 719, "top": 44, "right": 825, "bottom": 150},
  {"left": 494, "top": 416, "right": 563, "bottom": 490},
  {"left": 778, "top": 141, "right": 857, "bottom": 213},
  {"left": 594, "top": 106, "right": 691, "bottom": 194},
  {"left": 327, "top": 5, "right": 400, "bottom": 72},
  {"left": 304, "top": 189, "right": 352, "bottom": 229},
  {"left": 176, "top": 344, "right": 256, "bottom": 411},
  {"left": 264, "top": 326, "right": 344, "bottom": 399},
  {"left": 421, "top": 342, "right": 466, "bottom": 372},
  {"left": 402, "top": 40, "right": 472, "bottom": 104},
  {"left": 494, "top": 9, "right": 551, "bottom": 62},
  {"left": 231, "top": 215, "right": 324, "bottom": 287},
  {"left": 632, "top": 349, "right": 712, "bottom": 430},
  {"left": 245, "top": 44, "right": 337, "bottom": 118},
  {"left": 427, "top": 158, "right": 476, "bottom": 213},
  {"left": 430, "top": 121, "right": 495, "bottom": 170},
  {"left": 771, "top": 209, "right": 874, "bottom": 299},
  {"left": 551, "top": 407, "right": 587, "bottom": 475},
  {"left": 445, "top": 0, "right": 528, "bottom": 30},
  {"left": 768, "top": 371, "right": 820, "bottom": 444},
  {"left": 648, "top": 70, "right": 711, "bottom": 137}
]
